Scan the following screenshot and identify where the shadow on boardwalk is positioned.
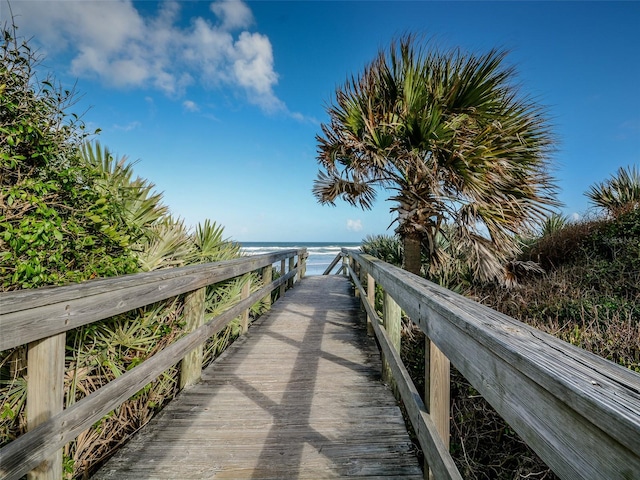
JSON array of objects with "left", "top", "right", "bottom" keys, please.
[{"left": 93, "top": 276, "right": 422, "bottom": 479}]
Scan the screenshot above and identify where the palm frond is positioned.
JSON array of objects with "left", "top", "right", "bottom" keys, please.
[
  {"left": 586, "top": 165, "right": 640, "bottom": 215},
  {"left": 315, "top": 34, "right": 558, "bottom": 281},
  {"left": 191, "top": 220, "right": 240, "bottom": 264},
  {"left": 137, "top": 219, "right": 193, "bottom": 271}
]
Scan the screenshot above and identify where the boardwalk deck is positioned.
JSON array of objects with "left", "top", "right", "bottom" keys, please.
[{"left": 92, "top": 276, "right": 423, "bottom": 479}]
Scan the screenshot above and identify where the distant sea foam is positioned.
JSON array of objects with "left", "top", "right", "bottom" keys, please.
[{"left": 240, "top": 242, "right": 361, "bottom": 276}]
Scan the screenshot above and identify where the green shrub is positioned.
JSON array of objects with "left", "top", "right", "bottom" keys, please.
[{"left": 0, "top": 26, "right": 267, "bottom": 479}]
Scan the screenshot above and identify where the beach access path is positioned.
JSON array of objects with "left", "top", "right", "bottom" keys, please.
[{"left": 92, "top": 275, "right": 423, "bottom": 479}]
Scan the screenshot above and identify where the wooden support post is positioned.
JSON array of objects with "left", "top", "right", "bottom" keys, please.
[
  {"left": 27, "top": 333, "right": 65, "bottom": 480},
  {"left": 354, "top": 265, "right": 361, "bottom": 299},
  {"left": 262, "top": 265, "right": 272, "bottom": 309},
  {"left": 382, "top": 291, "right": 401, "bottom": 396},
  {"left": 300, "top": 253, "right": 306, "bottom": 278},
  {"left": 179, "top": 287, "right": 206, "bottom": 389},
  {"left": 280, "top": 260, "right": 286, "bottom": 298},
  {"left": 366, "top": 273, "right": 375, "bottom": 336},
  {"left": 342, "top": 255, "right": 349, "bottom": 276},
  {"left": 240, "top": 276, "right": 251, "bottom": 334},
  {"left": 424, "top": 338, "right": 451, "bottom": 479},
  {"left": 288, "top": 256, "right": 294, "bottom": 289}
]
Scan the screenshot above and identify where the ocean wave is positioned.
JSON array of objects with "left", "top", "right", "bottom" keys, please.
[
  {"left": 239, "top": 243, "right": 360, "bottom": 275},
  {"left": 241, "top": 244, "right": 360, "bottom": 256}
]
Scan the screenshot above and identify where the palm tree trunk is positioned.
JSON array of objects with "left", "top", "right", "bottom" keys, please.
[{"left": 403, "top": 233, "right": 422, "bottom": 276}]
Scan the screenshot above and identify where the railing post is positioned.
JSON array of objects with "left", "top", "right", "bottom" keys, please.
[
  {"left": 27, "top": 333, "right": 65, "bottom": 480},
  {"left": 179, "top": 287, "right": 206, "bottom": 389},
  {"left": 300, "top": 252, "right": 306, "bottom": 278},
  {"left": 240, "top": 275, "right": 251, "bottom": 334},
  {"left": 280, "top": 260, "right": 286, "bottom": 298},
  {"left": 424, "top": 338, "right": 451, "bottom": 479},
  {"left": 288, "top": 256, "right": 295, "bottom": 289},
  {"left": 341, "top": 254, "right": 349, "bottom": 276},
  {"left": 354, "top": 257, "right": 361, "bottom": 300},
  {"left": 366, "top": 273, "right": 375, "bottom": 336},
  {"left": 382, "top": 291, "right": 401, "bottom": 396},
  {"left": 262, "top": 264, "right": 272, "bottom": 309}
]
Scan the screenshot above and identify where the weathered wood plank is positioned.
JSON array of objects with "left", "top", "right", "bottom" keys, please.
[
  {"left": 0, "top": 273, "right": 295, "bottom": 480},
  {"left": 366, "top": 272, "right": 375, "bottom": 335},
  {"left": 0, "top": 251, "right": 305, "bottom": 351},
  {"left": 322, "top": 252, "right": 343, "bottom": 275},
  {"left": 240, "top": 275, "right": 251, "bottom": 334},
  {"left": 427, "top": 340, "right": 450, "bottom": 447},
  {"left": 26, "top": 333, "right": 65, "bottom": 480},
  {"left": 349, "top": 251, "right": 640, "bottom": 480},
  {"left": 382, "top": 290, "right": 401, "bottom": 393},
  {"left": 262, "top": 264, "right": 273, "bottom": 309},
  {"left": 92, "top": 276, "right": 423, "bottom": 479},
  {"left": 348, "top": 266, "right": 462, "bottom": 480},
  {"left": 179, "top": 287, "right": 206, "bottom": 389},
  {"left": 288, "top": 256, "right": 295, "bottom": 289}
]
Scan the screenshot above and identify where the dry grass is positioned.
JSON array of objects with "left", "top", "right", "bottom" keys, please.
[{"left": 399, "top": 208, "right": 639, "bottom": 478}]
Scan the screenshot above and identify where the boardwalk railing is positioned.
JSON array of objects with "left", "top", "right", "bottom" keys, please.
[
  {"left": 0, "top": 250, "right": 307, "bottom": 480},
  {"left": 332, "top": 248, "right": 640, "bottom": 480}
]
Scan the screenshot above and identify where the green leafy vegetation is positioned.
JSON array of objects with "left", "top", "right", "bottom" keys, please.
[
  {"left": 1, "top": 25, "right": 138, "bottom": 290},
  {"left": 315, "top": 35, "right": 558, "bottom": 278},
  {"left": 362, "top": 188, "right": 639, "bottom": 479},
  {"left": 586, "top": 165, "right": 640, "bottom": 217},
  {"left": 0, "top": 25, "right": 269, "bottom": 478}
]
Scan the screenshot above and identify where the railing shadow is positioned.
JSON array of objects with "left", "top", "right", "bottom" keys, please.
[{"left": 90, "top": 276, "right": 422, "bottom": 478}]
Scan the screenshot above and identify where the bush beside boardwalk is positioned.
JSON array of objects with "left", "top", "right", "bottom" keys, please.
[
  {"left": 0, "top": 27, "right": 268, "bottom": 478},
  {"left": 3, "top": 23, "right": 637, "bottom": 480},
  {"left": 363, "top": 203, "right": 639, "bottom": 479}
]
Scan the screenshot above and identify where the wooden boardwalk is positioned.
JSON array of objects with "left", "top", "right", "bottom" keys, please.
[{"left": 92, "top": 275, "right": 423, "bottom": 479}]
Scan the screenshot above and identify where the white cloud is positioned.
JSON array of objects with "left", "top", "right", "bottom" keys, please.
[
  {"left": 210, "top": 0, "right": 254, "bottom": 30},
  {"left": 347, "top": 219, "right": 363, "bottom": 232},
  {"left": 289, "top": 111, "right": 320, "bottom": 124},
  {"left": 183, "top": 100, "right": 200, "bottom": 112},
  {"left": 10, "top": 0, "right": 283, "bottom": 112},
  {"left": 233, "top": 32, "right": 283, "bottom": 111},
  {"left": 113, "top": 121, "right": 141, "bottom": 132},
  {"left": 571, "top": 212, "right": 581, "bottom": 222}
]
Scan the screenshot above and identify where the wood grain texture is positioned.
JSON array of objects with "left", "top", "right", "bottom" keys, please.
[
  {"left": 382, "top": 291, "right": 401, "bottom": 394},
  {"left": 240, "top": 276, "right": 251, "bottom": 334},
  {"left": 0, "top": 251, "right": 305, "bottom": 351},
  {"left": 428, "top": 342, "right": 450, "bottom": 448},
  {"left": 348, "top": 250, "right": 640, "bottom": 480},
  {"left": 262, "top": 264, "right": 273, "bottom": 310},
  {"left": 0, "top": 269, "right": 297, "bottom": 480},
  {"left": 92, "top": 276, "right": 422, "bottom": 479},
  {"left": 366, "top": 274, "right": 374, "bottom": 336},
  {"left": 26, "top": 333, "right": 65, "bottom": 480},
  {"left": 323, "top": 252, "right": 343, "bottom": 276},
  {"left": 180, "top": 287, "right": 206, "bottom": 389},
  {"left": 348, "top": 266, "right": 462, "bottom": 480}
]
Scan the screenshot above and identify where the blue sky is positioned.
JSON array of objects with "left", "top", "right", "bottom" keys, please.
[{"left": 6, "top": 0, "right": 640, "bottom": 242}]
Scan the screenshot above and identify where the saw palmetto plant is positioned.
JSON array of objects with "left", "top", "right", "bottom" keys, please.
[
  {"left": 314, "top": 35, "right": 559, "bottom": 282},
  {"left": 586, "top": 165, "right": 640, "bottom": 216}
]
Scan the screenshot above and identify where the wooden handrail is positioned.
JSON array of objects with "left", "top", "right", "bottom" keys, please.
[
  {"left": 322, "top": 251, "right": 344, "bottom": 275},
  {"left": 1, "top": 250, "right": 306, "bottom": 351},
  {"left": 0, "top": 250, "right": 306, "bottom": 480},
  {"left": 342, "top": 248, "right": 640, "bottom": 480}
]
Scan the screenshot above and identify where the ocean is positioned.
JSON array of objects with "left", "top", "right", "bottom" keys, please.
[{"left": 240, "top": 242, "right": 361, "bottom": 276}]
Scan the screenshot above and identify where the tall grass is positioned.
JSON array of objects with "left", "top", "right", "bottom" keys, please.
[{"left": 362, "top": 206, "right": 639, "bottom": 479}]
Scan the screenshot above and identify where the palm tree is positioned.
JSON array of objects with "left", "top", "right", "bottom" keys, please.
[
  {"left": 314, "top": 36, "right": 558, "bottom": 280},
  {"left": 80, "top": 142, "right": 169, "bottom": 240},
  {"left": 586, "top": 165, "right": 640, "bottom": 216}
]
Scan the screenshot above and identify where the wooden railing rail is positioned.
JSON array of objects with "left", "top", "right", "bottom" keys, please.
[
  {"left": 0, "top": 250, "right": 306, "bottom": 480},
  {"left": 337, "top": 248, "right": 640, "bottom": 480}
]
